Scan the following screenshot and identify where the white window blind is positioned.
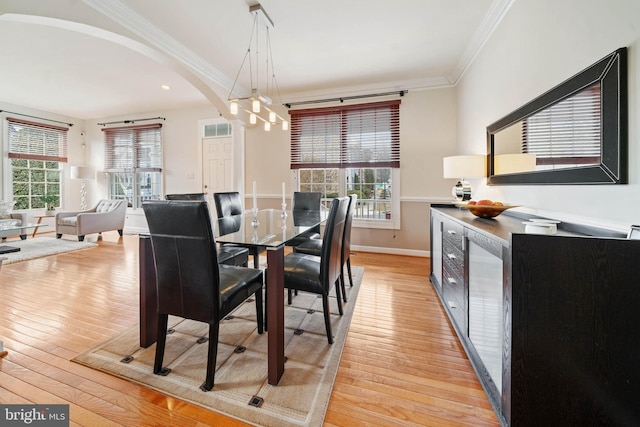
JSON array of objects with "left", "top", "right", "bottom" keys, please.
[
  {"left": 523, "top": 83, "right": 601, "bottom": 165},
  {"left": 290, "top": 100, "right": 400, "bottom": 169},
  {"left": 7, "top": 117, "right": 68, "bottom": 162},
  {"left": 103, "top": 123, "right": 163, "bottom": 172}
]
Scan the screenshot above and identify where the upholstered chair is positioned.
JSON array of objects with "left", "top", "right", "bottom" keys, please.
[
  {"left": 55, "top": 199, "right": 126, "bottom": 241},
  {"left": 165, "top": 193, "right": 207, "bottom": 201},
  {"left": 164, "top": 193, "right": 248, "bottom": 267},
  {"left": 283, "top": 196, "right": 349, "bottom": 344},
  {"left": 0, "top": 201, "right": 28, "bottom": 240},
  {"left": 142, "top": 200, "right": 264, "bottom": 391},
  {"left": 294, "top": 194, "right": 357, "bottom": 302},
  {"left": 213, "top": 192, "right": 266, "bottom": 269},
  {"left": 286, "top": 192, "right": 322, "bottom": 247}
]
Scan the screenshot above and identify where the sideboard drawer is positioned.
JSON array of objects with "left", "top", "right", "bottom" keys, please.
[
  {"left": 443, "top": 239, "right": 464, "bottom": 275},
  {"left": 442, "top": 218, "right": 464, "bottom": 250}
]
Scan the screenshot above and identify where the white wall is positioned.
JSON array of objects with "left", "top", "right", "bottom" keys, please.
[
  {"left": 457, "top": 0, "right": 640, "bottom": 231},
  {"left": 244, "top": 89, "right": 458, "bottom": 254}
]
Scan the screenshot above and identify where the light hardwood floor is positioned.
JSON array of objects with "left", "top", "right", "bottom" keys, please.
[{"left": 0, "top": 232, "right": 499, "bottom": 426}]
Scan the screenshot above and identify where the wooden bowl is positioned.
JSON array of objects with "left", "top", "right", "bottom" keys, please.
[{"left": 457, "top": 202, "right": 517, "bottom": 219}]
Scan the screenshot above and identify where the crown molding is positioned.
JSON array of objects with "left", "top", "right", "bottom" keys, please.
[
  {"left": 451, "top": 0, "right": 516, "bottom": 84},
  {"left": 82, "top": 0, "right": 239, "bottom": 94}
]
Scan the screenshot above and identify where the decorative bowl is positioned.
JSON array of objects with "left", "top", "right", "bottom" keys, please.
[{"left": 456, "top": 202, "right": 518, "bottom": 219}]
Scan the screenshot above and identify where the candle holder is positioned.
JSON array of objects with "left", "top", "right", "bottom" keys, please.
[
  {"left": 251, "top": 208, "right": 260, "bottom": 229},
  {"left": 281, "top": 202, "right": 288, "bottom": 221}
]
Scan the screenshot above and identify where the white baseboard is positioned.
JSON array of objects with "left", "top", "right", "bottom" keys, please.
[
  {"left": 123, "top": 229, "right": 430, "bottom": 258},
  {"left": 124, "top": 226, "right": 148, "bottom": 235},
  {"left": 352, "top": 244, "right": 428, "bottom": 258}
]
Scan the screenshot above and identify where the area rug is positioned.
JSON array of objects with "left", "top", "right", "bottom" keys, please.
[
  {"left": 73, "top": 266, "right": 364, "bottom": 427},
  {"left": 0, "top": 237, "right": 97, "bottom": 264}
]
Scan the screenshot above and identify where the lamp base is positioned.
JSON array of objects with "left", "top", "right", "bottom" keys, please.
[{"left": 452, "top": 180, "right": 472, "bottom": 201}]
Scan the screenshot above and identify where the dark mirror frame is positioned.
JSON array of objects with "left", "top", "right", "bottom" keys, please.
[{"left": 487, "top": 47, "right": 627, "bottom": 185}]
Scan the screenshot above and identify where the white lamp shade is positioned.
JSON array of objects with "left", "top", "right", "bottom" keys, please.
[
  {"left": 443, "top": 155, "right": 486, "bottom": 179},
  {"left": 70, "top": 166, "right": 95, "bottom": 180},
  {"left": 494, "top": 153, "right": 537, "bottom": 174}
]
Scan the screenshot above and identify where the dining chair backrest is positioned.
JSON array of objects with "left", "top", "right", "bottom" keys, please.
[
  {"left": 320, "top": 197, "right": 349, "bottom": 291},
  {"left": 165, "top": 193, "right": 206, "bottom": 201},
  {"left": 213, "top": 192, "right": 243, "bottom": 218},
  {"left": 292, "top": 192, "right": 322, "bottom": 211},
  {"left": 343, "top": 194, "right": 357, "bottom": 262},
  {"left": 142, "top": 200, "right": 221, "bottom": 322}
]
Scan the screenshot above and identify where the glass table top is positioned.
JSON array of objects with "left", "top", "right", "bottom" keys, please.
[
  {"left": 0, "top": 222, "right": 46, "bottom": 232},
  {"left": 214, "top": 209, "right": 326, "bottom": 247}
]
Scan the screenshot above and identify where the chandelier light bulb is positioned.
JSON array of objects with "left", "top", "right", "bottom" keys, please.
[
  {"left": 230, "top": 101, "right": 238, "bottom": 115},
  {"left": 264, "top": 122, "right": 271, "bottom": 131},
  {"left": 269, "top": 111, "right": 276, "bottom": 122},
  {"left": 250, "top": 113, "right": 257, "bottom": 124},
  {"left": 282, "top": 120, "right": 288, "bottom": 131},
  {"left": 252, "top": 99, "right": 261, "bottom": 113}
]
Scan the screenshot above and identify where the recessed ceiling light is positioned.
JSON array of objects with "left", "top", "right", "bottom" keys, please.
[{"left": 160, "top": 85, "right": 171, "bottom": 90}]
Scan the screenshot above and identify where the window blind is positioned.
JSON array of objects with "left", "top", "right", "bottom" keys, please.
[
  {"left": 103, "top": 123, "right": 163, "bottom": 172},
  {"left": 7, "top": 117, "right": 68, "bottom": 162},
  {"left": 523, "top": 84, "right": 601, "bottom": 165},
  {"left": 290, "top": 100, "right": 400, "bottom": 169}
]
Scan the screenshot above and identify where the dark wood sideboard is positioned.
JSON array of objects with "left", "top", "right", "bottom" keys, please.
[{"left": 429, "top": 204, "right": 640, "bottom": 426}]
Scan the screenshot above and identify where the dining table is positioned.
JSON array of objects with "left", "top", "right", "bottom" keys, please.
[{"left": 138, "top": 207, "right": 326, "bottom": 386}]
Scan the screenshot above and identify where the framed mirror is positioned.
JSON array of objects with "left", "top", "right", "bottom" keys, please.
[{"left": 487, "top": 47, "right": 627, "bottom": 185}]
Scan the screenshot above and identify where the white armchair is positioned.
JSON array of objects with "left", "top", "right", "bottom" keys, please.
[
  {"left": 0, "top": 201, "right": 28, "bottom": 241},
  {"left": 56, "top": 199, "right": 127, "bottom": 241}
]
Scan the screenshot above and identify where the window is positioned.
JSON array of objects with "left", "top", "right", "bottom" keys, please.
[
  {"left": 7, "top": 117, "right": 68, "bottom": 210},
  {"left": 523, "top": 83, "right": 601, "bottom": 169},
  {"left": 204, "top": 122, "right": 232, "bottom": 137},
  {"left": 103, "top": 124, "right": 163, "bottom": 209},
  {"left": 291, "top": 100, "right": 400, "bottom": 226}
]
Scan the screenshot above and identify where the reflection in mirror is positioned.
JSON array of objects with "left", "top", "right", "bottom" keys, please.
[
  {"left": 488, "top": 47, "right": 627, "bottom": 185},
  {"left": 493, "top": 83, "right": 601, "bottom": 173}
]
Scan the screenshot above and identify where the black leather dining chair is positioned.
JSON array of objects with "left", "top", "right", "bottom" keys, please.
[
  {"left": 283, "top": 196, "right": 349, "bottom": 344},
  {"left": 142, "top": 200, "right": 263, "bottom": 391},
  {"left": 165, "top": 193, "right": 249, "bottom": 267},
  {"left": 213, "top": 191, "right": 265, "bottom": 269},
  {"left": 286, "top": 191, "right": 322, "bottom": 247},
  {"left": 293, "top": 194, "right": 357, "bottom": 302},
  {"left": 165, "top": 193, "right": 207, "bottom": 200}
]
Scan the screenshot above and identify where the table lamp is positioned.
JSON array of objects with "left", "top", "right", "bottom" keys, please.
[
  {"left": 70, "top": 166, "right": 95, "bottom": 210},
  {"left": 443, "top": 155, "right": 486, "bottom": 201}
]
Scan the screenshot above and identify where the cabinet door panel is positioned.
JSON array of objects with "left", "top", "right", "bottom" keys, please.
[{"left": 468, "top": 239, "right": 503, "bottom": 393}]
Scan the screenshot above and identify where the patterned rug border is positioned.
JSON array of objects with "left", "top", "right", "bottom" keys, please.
[{"left": 72, "top": 266, "right": 364, "bottom": 427}]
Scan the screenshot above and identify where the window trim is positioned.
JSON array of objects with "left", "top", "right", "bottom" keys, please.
[
  {"left": 298, "top": 167, "right": 400, "bottom": 230},
  {"left": 4, "top": 117, "right": 68, "bottom": 210},
  {"left": 102, "top": 123, "right": 163, "bottom": 209}
]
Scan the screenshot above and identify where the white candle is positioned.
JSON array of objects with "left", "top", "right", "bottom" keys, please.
[
  {"left": 282, "top": 182, "right": 286, "bottom": 204},
  {"left": 253, "top": 181, "right": 257, "bottom": 210}
]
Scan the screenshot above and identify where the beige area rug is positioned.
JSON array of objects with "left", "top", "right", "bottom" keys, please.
[
  {"left": 0, "top": 237, "right": 97, "bottom": 264},
  {"left": 73, "top": 266, "right": 364, "bottom": 427}
]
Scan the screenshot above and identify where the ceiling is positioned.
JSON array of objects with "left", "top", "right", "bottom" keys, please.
[{"left": 0, "top": 0, "right": 510, "bottom": 120}]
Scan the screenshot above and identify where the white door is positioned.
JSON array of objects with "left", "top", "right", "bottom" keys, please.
[{"left": 202, "top": 137, "right": 233, "bottom": 196}]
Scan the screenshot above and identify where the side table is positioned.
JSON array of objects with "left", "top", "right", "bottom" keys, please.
[{"left": 32, "top": 214, "right": 55, "bottom": 238}]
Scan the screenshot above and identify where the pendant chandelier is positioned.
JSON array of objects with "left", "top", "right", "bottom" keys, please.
[{"left": 228, "top": 3, "right": 288, "bottom": 131}]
